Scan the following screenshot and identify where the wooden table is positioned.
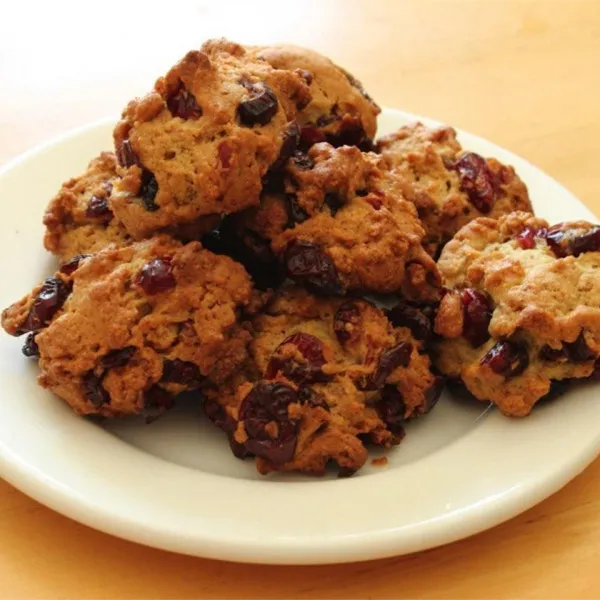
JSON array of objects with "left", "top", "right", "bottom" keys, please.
[{"left": 1, "top": 1, "right": 599, "bottom": 597}]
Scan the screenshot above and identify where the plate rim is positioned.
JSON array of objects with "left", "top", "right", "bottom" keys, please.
[{"left": 1, "top": 108, "right": 599, "bottom": 565}]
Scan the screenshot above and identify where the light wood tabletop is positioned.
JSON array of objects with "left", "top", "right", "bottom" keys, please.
[{"left": 1, "top": 1, "right": 600, "bottom": 597}]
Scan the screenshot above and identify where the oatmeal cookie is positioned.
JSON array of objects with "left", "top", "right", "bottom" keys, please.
[
  {"left": 208, "top": 143, "right": 441, "bottom": 300},
  {"left": 204, "top": 287, "right": 443, "bottom": 476},
  {"left": 249, "top": 44, "right": 379, "bottom": 150},
  {"left": 2, "top": 236, "right": 253, "bottom": 418},
  {"left": 111, "top": 39, "right": 312, "bottom": 239},
  {"left": 376, "top": 122, "right": 532, "bottom": 255},
  {"left": 43, "top": 152, "right": 132, "bottom": 263},
  {"left": 434, "top": 211, "right": 600, "bottom": 417}
]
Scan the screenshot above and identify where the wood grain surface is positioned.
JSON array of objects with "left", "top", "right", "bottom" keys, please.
[{"left": 1, "top": 1, "right": 600, "bottom": 597}]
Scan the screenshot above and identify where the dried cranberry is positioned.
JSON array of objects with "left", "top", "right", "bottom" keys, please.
[
  {"left": 461, "top": 288, "right": 492, "bottom": 347},
  {"left": 333, "top": 301, "right": 362, "bottom": 345},
  {"left": 324, "top": 192, "right": 344, "bottom": 216},
  {"left": 326, "top": 123, "right": 367, "bottom": 148},
  {"left": 161, "top": 358, "right": 204, "bottom": 388},
  {"left": 218, "top": 141, "right": 232, "bottom": 169},
  {"left": 515, "top": 227, "right": 537, "bottom": 250},
  {"left": 59, "top": 254, "right": 91, "bottom": 276},
  {"left": 546, "top": 225, "right": 600, "bottom": 257},
  {"left": 116, "top": 139, "right": 139, "bottom": 168},
  {"left": 564, "top": 332, "right": 595, "bottom": 362},
  {"left": 481, "top": 341, "right": 529, "bottom": 378},
  {"left": 377, "top": 386, "right": 406, "bottom": 436},
  {"left": 270, "top": 122, "right": 300, "bottom": 172},
  {"left": 86, "top": 195, "right": 112, "bottom": 220},
  {"left": 570, "top": 226, "right": 600, "bottom": 256},
  {"left": 286, "top": 194, "right": 309, "bottom": 225},
  {"left": 144, "top": 385, "right": 175, "bottom": 422},
  {"left": 166, "top": 83, "right": 202, "bottom": 119},
  {"left": 539, "top": 345, "right": 565, "bottom": 362},
  {"left": 22, "top": 333, "right": 39, "bottom": 358},
  {"left": 284, "top": 240, "right": 342, "bottom": 295},
  {"left": 101, "top": 346, "right": 135, "bottom": 369},
  {"left": 453, "top": 152, "right": 496, "bottom": 213},
  {"left": 387, "top": 304, "right": 432, "bottom": 343},
  {"left": 82, "top": 371, "right": 109, "bottom": 407},
  {"left": 266, "top": 332, "right": 330, "bottom": 384},
  {"left": 295, "top": 68, "right": 313, "bottom": 85},
  {"left": 139, "top": 170, "right": 159, "bottom": 212},
  {"left": 238, "top": 82, "right": 278, "bottom": 126},
  {"left": 135, "top": 258, "right": 176, "bottom": 295},
  {"left": 22, "top": 278, "right": 71, "bottom": 333},
  {"left": 203, "top": 400, "right": 250, "bottom": 458},
  {"left": 238, "top": 381, "right": 299, "bottom": 464},
  {"left": 299, "top": 126, "right": 325, "bottom": 149},
  {"left": 360, "top": 342, "right": 413, "bottom": 391}
]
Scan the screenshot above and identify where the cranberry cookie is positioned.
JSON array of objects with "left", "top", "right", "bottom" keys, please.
[
  {"left": 1, "top": 236, "right": 253, "bottom": 418},
  {"left": 204, "top": 287, "right": 443, "bottom": 476},
  {"left": 376, "top": 122, "right": 532, "bottom": 255},
  {"left": 209, "top": 143, "right": 441, "bottom": 300},
  {"left": 43, "top": 152, "right": 132, "bottom": 263},
  {"left": 111, "top": 39, "right": 311, "bottom": 239},
  {"left": 434, "top": 211, "right": 600, "bottom": 417},
  {"left": 249, "top": 44, "right": 379, "bottom": 150}
]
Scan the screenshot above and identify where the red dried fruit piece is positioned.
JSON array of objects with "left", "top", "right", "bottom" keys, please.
[
  {"left": 101, "top": 346, "right": 136, "bottom": 370},
  {"left": 238, "top": 82, "right": 279, "bottom": 127},
  {"left": 515, "top": 226, "right": 537, "bottom": 250},
  {"left": 323, "top": 192, "right": 344, "bottom": 216},
  {"left": 546, "top": 224, "right": 600, "bottom": 258},
  {"left": 116, "top": 139, "right": 139, "bottom": 168},
  {"left": 86, "top": 195, "right": 112, "bottom": 220},
  {"left": 570, "top": 226, "right": 600, "bottom": 256},
  {"left": 481, "top": 341, "right": 529, "bottom": 378},
  {"left": 266, "top": 332, "right": 330, "bottom": 384},
  {"left": 360, "top": 342, "right": 413, "bottom": 391},
  {"left": 21, "top": 277, "right": 71, "bottom": 334},
  {"left": 564, "top": 332, "right": 595, "bottom": 362},
  {"left": 269, "top": 122, "right": 300, "bottom": 172},
  {"left": 387, "top": 304, "right": 432, "bottom": 343},
  {"left": 82, "top": 371, "right": 109, "bottom": 407},
  {"left": 284, "top": 240, "right": 342, "bottom": 295},
  {"left": 453, "top": 152, "right": 496, "bottom": 213},
  {"left": 377, "top": 385, "right": 406, "bottom": 437},
  {"left": 59, "top": 254, "right": 91, "bottom": 276},
  {"left": 135, "top": 258, "right": 176, "bottom": 295},
  {"left": 326, "top": 123, "right": 368, "bottom": 148},
  {"left": 297, "top": 386, "right": 329, "bottom": 411},
  {"left": 22, "top": 333, "right": 39, "bottom": 358},
  {"left": 218, "top": 141, "right": 233, "bottom": 169},
  {"left": 333, "top": 301, "right": 362, "bottom": 345},
  {"left": 286, "top": 194, "right": 309, "bottom": 225},
  {"left": 461, "top": 288, "right": 492, "bottom": 347},
  {"left": 166, "top": 83, "right": 203, "bottom": 119},
  {"left": 161, "top": 359, "right": 204, "bottom": 388},
  {"left": 238, "top": 381, "right": 299, "bottom": 464},
  {"left": 139, "top": 169, "right": 159, "bottom": 212},
  {"left": 539, "top": 345, "right": 565, "bottom": 362}
]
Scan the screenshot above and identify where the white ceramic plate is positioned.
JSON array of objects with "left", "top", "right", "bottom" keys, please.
[{"left": 0, "top": 109, "right": 599, "bottom": 565}]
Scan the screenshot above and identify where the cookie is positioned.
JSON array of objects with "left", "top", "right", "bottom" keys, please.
[
  {"left": 433, "top": 211, "right": 600, "bottom": 416},
  {"left": 111, "top": 39, "right": 312, "bottom": 239},
  {"left": 249, "top": 44, "right": 379, "bottom": 150},
  {"left": 1, "top": 236, "right": 253, "bottom": 418},
  {"left": 43, "top": 152, "right": 132, "bottom": 263},
  {"left": 203, "top": 287, "right": 443, "bottom": 476},
  {"left": 209, "top": 143, "right": 441, "bottom": 300},
  {"left": 376, "top": 122, "right": 532, "bottom": 255}
]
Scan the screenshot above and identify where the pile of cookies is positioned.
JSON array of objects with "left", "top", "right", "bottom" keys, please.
[{"left": 3, "top": 39, "right": 600, "bottom": 476}]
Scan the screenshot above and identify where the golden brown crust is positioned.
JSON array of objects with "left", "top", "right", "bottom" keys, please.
[
  {"left": 377, "top": 122, "right": 532, "bottom": 255},
  {"left": 111, "top": 39, "right": 312, "bottom": 239},
  {"left": 43, "top": 153, "right": 132, "bottom": 262},
  {"left": 434, "top": 212, "right": 600, "bottom": 416},
  {"left": 204, "top": 287, "right": 441, "bottom": 476},
  {"left": 249, "top": 44, "right": 380, "bottom": 147},
  {"left": 2, "top": 237, "right": 253, "bottom": 417}
]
